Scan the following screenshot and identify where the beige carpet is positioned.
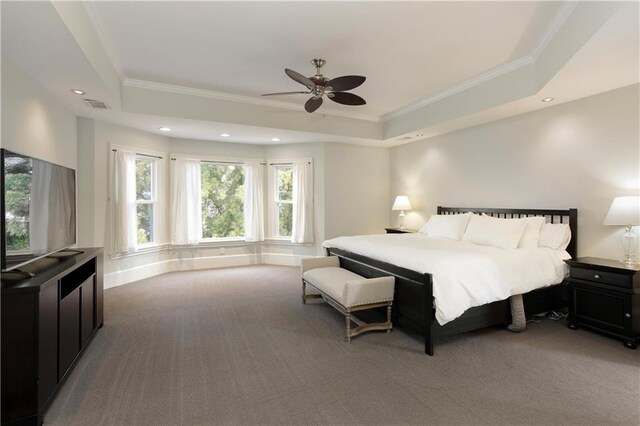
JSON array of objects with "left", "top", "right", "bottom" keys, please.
[{"left": 45, "top": 265, "right": 639, "bottom": 425}]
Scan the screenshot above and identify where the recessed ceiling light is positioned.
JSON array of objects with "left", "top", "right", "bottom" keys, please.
[
  {"left": 71, "top": 89, "right": 85, "bottom": 95},
  {"left": 542, "top": 97, "right": 554, "bottom": 102},
  {"left": 158, "top": 127, "right": 172, "bottom": 132},
  {"left": 220, "top": 132, "right": 231, "bottom": 137},
  {"left": 416, "top": 134, "right": 424, "bottom": 137},
  {"left": 271, "top": 137, "right": 281, "bottom": 142}
]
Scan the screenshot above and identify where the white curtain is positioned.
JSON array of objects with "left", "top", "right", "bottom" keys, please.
[
  {"left": 114, "top": 151, "right": 138, "bottom": 253},
  {"left": 29, "top": 160, "right": 52, "bottom": 255},
  {"left": 244, "top": 162, "right": 265, "bottom": 242},
  {"left": 291, "top": 161, "right": 314, "bottom": 243},
  {"left": 171, "top": 158, "right": 203, "bottom": 245}
]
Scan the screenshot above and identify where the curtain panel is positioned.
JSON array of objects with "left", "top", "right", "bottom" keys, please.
[
  {"left": 244, "top": 162, "right": 265, "bottom": 242},
  {"left": 291, "top": 161, "right": 314, "bottom": 243},
  {"left": 114, "top": 150, "right": 138, "bottom": 253},
  {"left": 171, "top": 158, "right": 203, "bottom": 245}
]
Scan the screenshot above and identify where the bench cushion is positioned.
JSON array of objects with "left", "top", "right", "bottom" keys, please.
[{"left": 303, "top": 267, "right": 394, "bottom": 307}]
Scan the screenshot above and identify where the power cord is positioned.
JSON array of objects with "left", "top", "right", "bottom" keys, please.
[{"left": 527, "top": 310, "right": 568, "bottom": 323}]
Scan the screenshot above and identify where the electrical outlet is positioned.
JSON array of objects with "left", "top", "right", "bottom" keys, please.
[{"left": 219, "top": 247, "right": 225, "bottom": 255}]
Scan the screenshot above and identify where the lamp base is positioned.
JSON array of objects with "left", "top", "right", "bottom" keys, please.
[
  {"left": 621, "top": 227, "right": 639, "bottom": 266},
  {"left": 399, "top": 210, "right": 405, "bottom": 230}
]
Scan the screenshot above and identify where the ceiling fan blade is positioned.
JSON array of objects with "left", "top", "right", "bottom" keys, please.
[
  {"left": 327, "top": 91, "right": 366, "bottom": 106},
  {"left": 305, "top": 96, "right": 323, "bottom": 113},
  {"left": 326, "top": 75, "right": 366, "bottom": 92},
  {"left": 262, "top": 91, "right": 310, "bottom": 96},
  {"left": 285, "top": 68, "right": 316, "bottom": 89}
]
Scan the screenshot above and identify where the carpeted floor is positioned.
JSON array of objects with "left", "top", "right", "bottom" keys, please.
[{"left": 44, "top": 265, "right": 639, "bottom": 425}]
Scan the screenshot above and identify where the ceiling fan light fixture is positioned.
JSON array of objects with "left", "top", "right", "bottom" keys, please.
[{"left": 264, "top": 59, "right": 366, "bottom": 113}]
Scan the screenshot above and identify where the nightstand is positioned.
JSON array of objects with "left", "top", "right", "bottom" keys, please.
[
  {"left": 385, "top": 227, "right": 417, "bottom": 234},
  {"left": 565, "top": 257, "right": 640, "bottom": 349}
]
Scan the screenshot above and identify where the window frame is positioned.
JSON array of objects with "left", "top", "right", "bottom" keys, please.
[
  {"left": 199, "top": 158, "right": 246, "bottom": 243},
  {"left": 267, "top": 158, "right": 312, "bottom": 241},
  {"left": 134, "top": 155, "right": 158, "bottom": 248},
  {"left": 110, "top": 144, "right": 166, "bottom": 257},
  {"left": 271, "top": 165, "right": 293, "bottom": 239}
]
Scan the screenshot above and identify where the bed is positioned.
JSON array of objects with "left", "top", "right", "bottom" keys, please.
[{"left": 324, "top": 206, "right": 578, "bottom": 355}]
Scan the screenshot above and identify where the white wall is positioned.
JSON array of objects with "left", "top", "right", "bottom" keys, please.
[
  {"left": 1, "top": 59, "right": 77, "bottom": 169},
  {"left": 390, "top": 84, "right": 640, "bottom": 260},
  {"left": 324, "top": 143, "right": 389, "bottom": 239}
]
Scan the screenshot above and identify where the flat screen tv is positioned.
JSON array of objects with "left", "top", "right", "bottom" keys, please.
[{"left": 1, "top": 149, "right": 76, "bottom": 272}]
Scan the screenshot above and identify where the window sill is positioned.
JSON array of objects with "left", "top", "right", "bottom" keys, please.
[
  {"left": 110, "top": 239, "right": 313, "bottom": 259},
  {"left": 110, "top": 243, "right": 169, "bottom": 259},
  {"left": 264, "top": 238, "right": 314, "bottom": 247}
]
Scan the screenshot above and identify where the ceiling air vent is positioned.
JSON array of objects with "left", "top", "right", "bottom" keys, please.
[{"left": 83, "top": 99, "right": 110, "bottom": 110}]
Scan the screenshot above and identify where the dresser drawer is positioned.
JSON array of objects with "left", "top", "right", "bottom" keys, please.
[{"left": 570, "top": 267, "right": 632, "bottom": 289}]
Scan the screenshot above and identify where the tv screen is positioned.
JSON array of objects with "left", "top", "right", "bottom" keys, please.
[{"left": 2, "top": 149, "right": 76, "bottom": 272}]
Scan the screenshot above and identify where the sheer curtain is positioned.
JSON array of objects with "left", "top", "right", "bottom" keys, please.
[
  {"left": 244, "top": 161, "right": 265, "bottom": 242},
  {"left": 291, "top": 161, "right": 314, "bottom": 243},
  {"left": 171, "top": 158, "right": 203, "bottom": 245},
  {"left": 114, "top": 150, "right": 137, "bottom": 253}
]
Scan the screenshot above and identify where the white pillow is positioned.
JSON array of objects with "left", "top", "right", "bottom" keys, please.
[
  {"left": 463, "top": 215, "right": 527, "bottom": 249},
  {"left": 518, "top": 216, "right": 546, "bottom": 248},
  {"left": 419, "top": 213, "right": 472, "bottom": 240},
  {"left": 538, "top": 223, "right": 571, "bottom": 250}
]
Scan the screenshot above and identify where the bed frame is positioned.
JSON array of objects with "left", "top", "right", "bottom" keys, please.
[{"left": 326, "top": 206, "right": 578, "bottom": 356}]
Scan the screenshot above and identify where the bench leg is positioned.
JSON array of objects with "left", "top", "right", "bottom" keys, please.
[
  {"left": 345, "top": 311, "right": 352, "bottom": 342},
  {"left": 386, "top": 303, "right": 392, "bottom": 334},
  {"left": 301, "top": 279, "right": 306, "bottom": 304}
]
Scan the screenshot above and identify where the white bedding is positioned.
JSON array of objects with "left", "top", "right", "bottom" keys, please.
[{"left": 322, "top": 234, "right": 569, "bottom": 325}]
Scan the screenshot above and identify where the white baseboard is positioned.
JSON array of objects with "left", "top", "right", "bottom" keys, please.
[{"left": 104, "top": 253, "right": 316, "bottom": 289}]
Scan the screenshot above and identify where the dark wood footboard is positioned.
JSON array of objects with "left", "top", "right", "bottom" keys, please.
[{"left": 327, "top": 247, "right": 435, "bottom": 354}]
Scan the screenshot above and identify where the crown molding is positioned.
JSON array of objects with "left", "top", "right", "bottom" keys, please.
[
  {"left": 122, "top": 79, "right": 381, "bottom": 122},
  {"left": 530, "top": 1, "right": 578, "bottom": 60},
  {"left": 82, "top": 1, "right": 124, "bottom": 80},
  {"left": 381, "top": 1, "right": 577, "bottom": 122},
  {"left": 381, "top": 54, "right": 535, "bottom": 122}
]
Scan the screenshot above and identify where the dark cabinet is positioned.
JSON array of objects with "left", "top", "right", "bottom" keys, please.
[
  {"left": 1, "top": 248, "right": 103, "bottom": 426},
  {"left": 565, "top": 257, "right": 639, "bottom": 349}
]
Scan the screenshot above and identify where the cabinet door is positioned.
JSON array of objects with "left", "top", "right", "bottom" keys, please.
[
  {"left": 38, "top": 283, "right": 58, "bottom": 409},
  {"left": 81, "top": 276, "right": 95, "bottom": 345},
  {"left": 571, "top": 281, "right": 631, "bottom": 334},
  {"left": 58, "top": 287, "right": 80, "bottom": 380}
]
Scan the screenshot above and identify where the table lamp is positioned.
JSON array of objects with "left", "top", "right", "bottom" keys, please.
[
  {"left": 603, "top": 196, "right": 640, "bottom": 265},
  {"left": 392, "top": 195, "right": 412, "bottom": 230}
]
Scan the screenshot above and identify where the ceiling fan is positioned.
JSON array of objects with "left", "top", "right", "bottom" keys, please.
[{"left": 262, "top": 58, "right": 366, "bottom": 113}]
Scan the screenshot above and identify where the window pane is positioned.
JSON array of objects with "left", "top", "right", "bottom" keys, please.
[
  {"left": 136, "top": 160, "right": 152, "bottom": 201},
  {"left": 201, "top": 164, "right": 244, "bottom": 238},
  {"left": 277, "top": 167, "right": 292, "bottom": 201},
  {"left": 277, "top": 202, "right": 292, "bottom": 237},
  {"left": 137, "top": 203, "right": 153, "bottom": 244}
]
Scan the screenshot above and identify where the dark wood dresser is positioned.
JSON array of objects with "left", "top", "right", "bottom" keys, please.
[
  {"left": 565, "top": 257, "right": 639, "bottom": 349},
  {"left": 1, "top": 248, "right": 104, "bottom": 426}
]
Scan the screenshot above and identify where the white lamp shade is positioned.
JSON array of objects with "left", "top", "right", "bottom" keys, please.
[
  {"left": 603, "top": 196, "right": 640, "bottom": 226},
  {"left": 392, "top": 195, "right": 412, "bottom": 211}
]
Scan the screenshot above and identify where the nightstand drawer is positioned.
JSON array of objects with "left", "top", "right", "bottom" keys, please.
[{"left": 570, "top": 267, "right": 631, "bottom": 289}]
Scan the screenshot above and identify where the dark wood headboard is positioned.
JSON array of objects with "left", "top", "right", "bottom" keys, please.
[{"left": 437, "top": 206, "right": 578, "bottom": 259}]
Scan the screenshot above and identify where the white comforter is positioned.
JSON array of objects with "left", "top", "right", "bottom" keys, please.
[{"left": 323, "top": 234, "right": 569, "bottom": 325}]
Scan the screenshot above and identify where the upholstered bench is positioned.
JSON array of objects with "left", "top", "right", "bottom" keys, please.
[{"left": 301, "top": 256, "right": 395, "bottom": 341}]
